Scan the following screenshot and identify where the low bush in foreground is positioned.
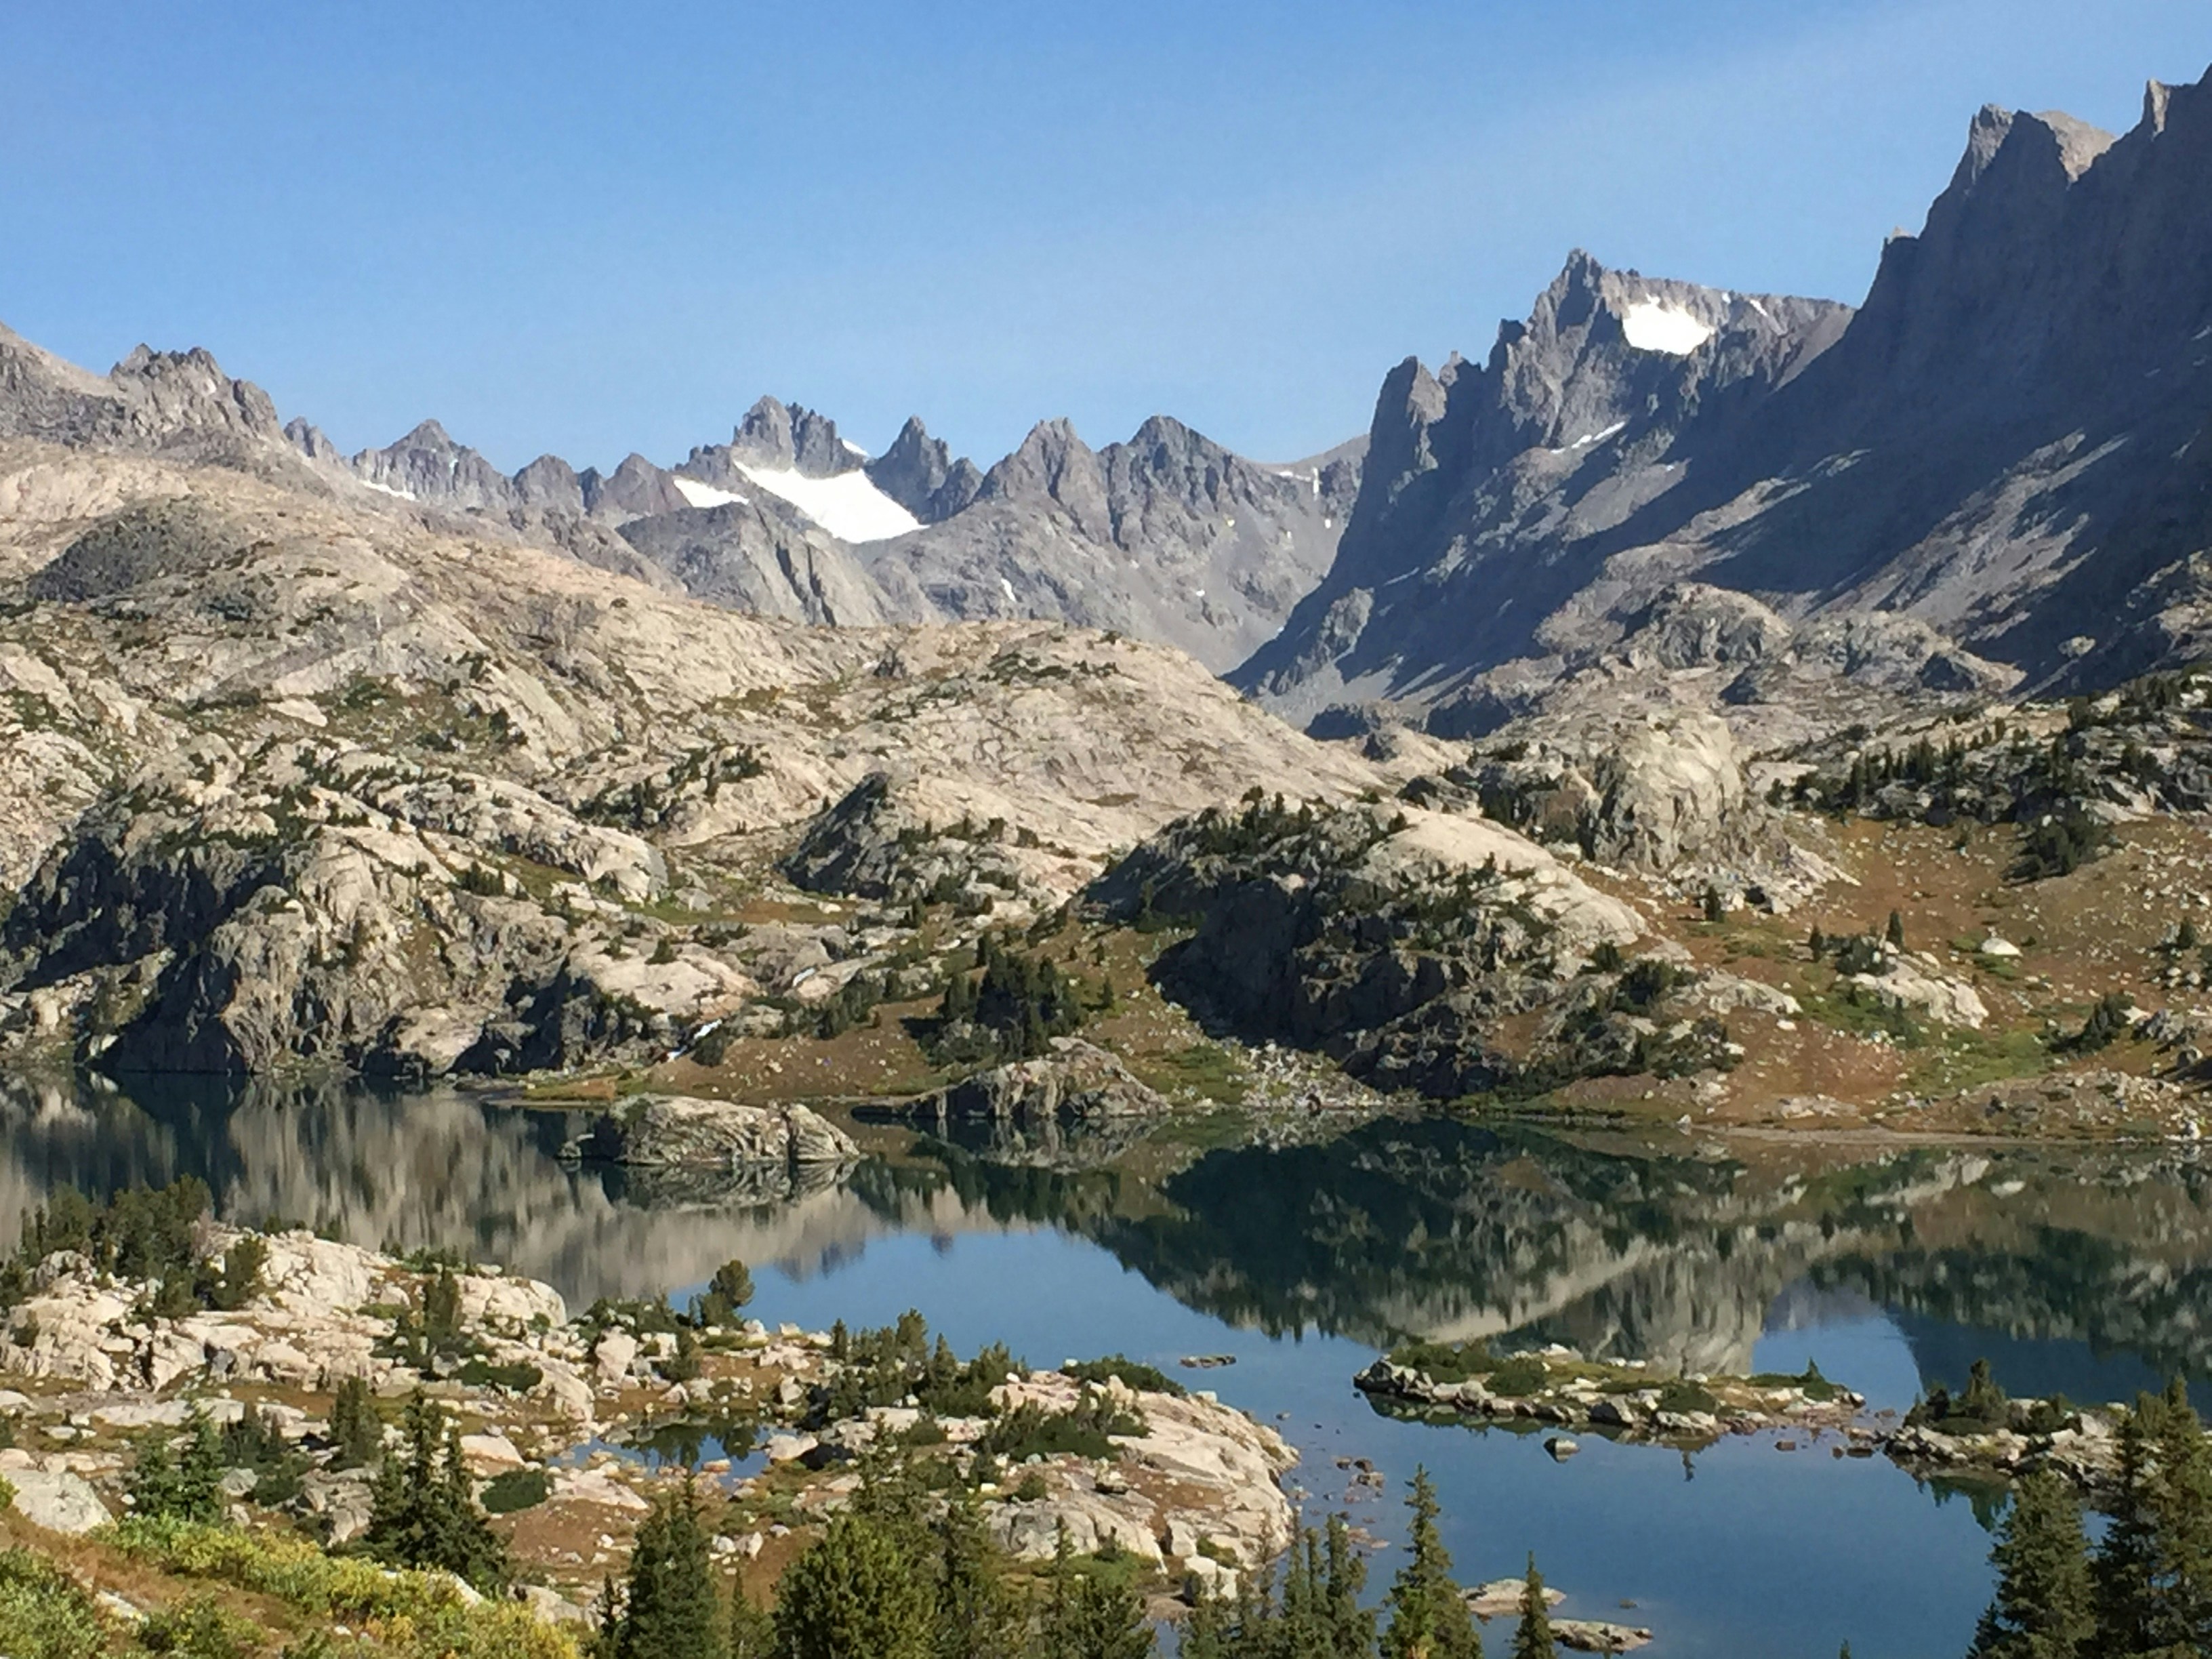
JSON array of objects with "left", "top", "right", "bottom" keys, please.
[{"left": 110, "top": 1518, "right": 578, "bottom": 1659}]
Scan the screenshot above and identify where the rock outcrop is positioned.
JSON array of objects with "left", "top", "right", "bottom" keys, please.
[
  {"left": 572, "top": 1098, "right": 858, "bottom": 1170},
  {"left": 910, "top": 1038, "right": 1170, "bottom": 1126},
  {"left": 1092, "top": 796, "right": 1737, "bottom": 1101}
]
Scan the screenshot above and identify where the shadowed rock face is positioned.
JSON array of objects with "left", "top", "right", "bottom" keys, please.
[{"left": 1241, "top": 66, "right": 2212, "bottom": 719}]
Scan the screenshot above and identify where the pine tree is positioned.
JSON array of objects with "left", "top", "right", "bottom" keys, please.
[
  {"left": 1322, "top": 1513, "right": 1376, "bottom": 1659},
  {"left": 604, "top": 1481, "right": 725, "bottom": 1659},
  {"left": 1886, "top": 909, "right": 1906, "bottom": 949},
  {"left": 2095, "top": 1393, "right": 2165, "bottom": 1655},
  {"left": 328, "top": 1373, "right": 384, "bottom": 1470},
  {"left": 127, "top": 1404, "right": 226, "bottom": 1524},
  {"left": 1180, "top": 1587, "right": 1233, "bottom": 1659},
  {"left": 1380, "top": 1469, "right": 1481, "bottom": 1659},
  {"left": 1039, "top": 1523, "right": 1153, "bottom": 1659},
  {"left": 698, "top": 1259, "right": 755, "bottom": 1328},
  {"left": 729, "top": 1587, "right": 776, "bottom": 1659},
  {"left": 930, "top": 1483, "right": 1027, "bottom": 1659},
  {"left": 2147, "top": 1378, "right": 2212, "bottom": 1654},
  {"left": 1509, "top": 1558, "right": 1555, "bottom": 1659},
  {"left": 363, "top": 1392, "right": 510, "bottom": 1593},
  {"left": 775, "top": 1510, "right": 934, "bottom": 1659},
  {"left": 1969, "top": 1470, "right": 2092, "bottom": 1659}
]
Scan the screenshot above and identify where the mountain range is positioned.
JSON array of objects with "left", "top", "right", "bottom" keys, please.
[
  {"left": 7, "top": 64, "right": 2212, "bottom": 722},
  {"left": 1242, "top": 67, "right": 2212, "bottom": 729},
  {"left": 284, "top": 379, "right": 1362, "bottom": 672}
]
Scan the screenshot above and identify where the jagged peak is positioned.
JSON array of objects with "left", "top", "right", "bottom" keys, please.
[
  {"left": 2144, "top": 79, "right": 2173, "bottom": 135},
  {"left": 392, "top": 418, "right": 458, "bottom": 450}
]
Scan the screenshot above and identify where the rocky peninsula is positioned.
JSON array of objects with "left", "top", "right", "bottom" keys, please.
[{"left": 0, "top": 1187, "right": 1296, "bottom": 1633}]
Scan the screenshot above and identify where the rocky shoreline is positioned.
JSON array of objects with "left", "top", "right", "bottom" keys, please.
[
  {"left": 0, "top": 1210, "right": 1295, "bottom": 1619},
  {"left": 1355, "top": 1346, "right": 1867, "bottom": 1448},
  {"left": 1356, "top": 1343, "right": 2153, "bottom": 1505}
]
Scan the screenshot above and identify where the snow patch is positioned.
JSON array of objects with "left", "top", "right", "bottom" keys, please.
[
  {"left": 999, "top": 577, "right": 1017, "bottom": 601},
  {"left": 356, "top": 476, "right": 415, "bottom": 502},
  {"left": 672, "top": 476, "right": 747, "bottom": 510},
  {"left": 733, "top": 463, "right": 921, "bottom": 543},
  {"left": 1572, "top": 421, "right": 1628, "bottom": 450},
  {"left": 840, "top": 438, "right": 869, "bottom": 459},
  {"left": 1620, "top": 300, "right": 1714, "bottom": 356}
]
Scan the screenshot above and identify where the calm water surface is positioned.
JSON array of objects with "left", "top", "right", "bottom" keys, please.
[{"left": 6, "top": 1071, "right": 2212, "bottom": 1659}]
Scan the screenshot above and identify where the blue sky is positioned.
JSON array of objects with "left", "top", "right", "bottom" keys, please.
[{"left": 4, "top": 1, "right": 2207, "bottom": 472}]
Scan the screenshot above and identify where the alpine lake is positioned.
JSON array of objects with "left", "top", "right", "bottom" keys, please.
[{"left": 6, "top": 1069, "right": 2209, "bottom": 1659}]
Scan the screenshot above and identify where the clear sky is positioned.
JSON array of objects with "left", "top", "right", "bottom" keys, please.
[{"left": 4, "top": 1, "right": 2208, "bottom": 473}]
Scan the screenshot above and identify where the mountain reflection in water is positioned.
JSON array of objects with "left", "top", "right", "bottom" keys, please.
[{"left": 3, "top": 1072, "right": 2211, "bottom": 1400}]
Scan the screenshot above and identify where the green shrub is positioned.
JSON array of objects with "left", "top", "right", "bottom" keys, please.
[
  {"left": 0, "top": 1549, "right": 107, "bottom": 1659},
  {"left": 137, "top": 1595, "right": 258, "bottom": 1658},
  {"left": 1485, "top": 1355, "right": 1548, "bottom": 1397},
  {"left": 110, "top": 1518, "right": 576, "bottom": 1658},
  {"left": 1061, "top": 1355, "right": 1185, "bottom": 1398},
  {"left": 1387, "top": 1339, "right": 1494, "bottom": 1385},
  {"left": 1748, "top": 1361, "right": 1839, "bottom": 1404},
  {"left": 479, "top": 1468, "right": 551, "bottom": 1515},
  {"left": 979, "top": 1392, "right": 1145, "bottom": 1463},
  {"left": 2013, "top": 810, "right": 2114, "bottom": 881},
  {"left": 453, "top": 1359, "right": 543, "bottom": 1394},
  {"left": 1656, "top": 1378, "right": 1720, "bottom": 1416}
]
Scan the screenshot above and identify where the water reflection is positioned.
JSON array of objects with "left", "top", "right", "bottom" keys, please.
[{"left": 5, "top": 1071, "right": 2212, "bottom": 1400}]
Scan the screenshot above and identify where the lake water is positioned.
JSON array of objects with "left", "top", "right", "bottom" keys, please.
[{"left": 7, "top": 1069, "right": 2212, "bottom": 1658}]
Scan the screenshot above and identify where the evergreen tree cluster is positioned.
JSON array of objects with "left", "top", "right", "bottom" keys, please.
[
  {"left": 1968, "top": 1380, "right": 2212, "bottom": 1659},
  {"left": 1185, "top": 1471, "right": 1536, "bottom": 1659},
  {"left": 3, "top": 1179, "right": 263, "bottom": 1321},
  {"left": 363, "top": 1391, "right": 510, "bottom": 1593},
  {"left": 820, "top": 1309, "right": 1022, "bottom": 1422},
  {"left": 934, "top": 935, "right": 1092, "bottom": 1064},
  {"left": 125, "top": 1405, "right": 227, "bottom": 1523}
]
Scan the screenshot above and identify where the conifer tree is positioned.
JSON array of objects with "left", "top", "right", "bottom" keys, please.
[
  {"left": 1510, "top": 1558, "right": 1555, "bottom": 1659},
  {"left": 363, "top": 1391, "right": 509, "bottom": 1593},
  {"left": 1321, "top": 1513, "right": 1376, "bottom": 1659},
  {"left": 1039, "top": 1523, "right": 1153, "bottom": 1659},
  {"left": 1969, "top": 1470, "right": 2092, "bottom": 1659},
  {"left": 2095, "top": 1391, "right": 2166, "bottom": 1656},
  {"left": 1886, "top": 909, "right": 1906, "bottom": 949},
  {"left": 125, "top": 1404, "right": 225, "bottom": 1523},
  {"left": 599, "top": 1481, "right": 725, "bottom": 1659},
  {"left": 931, "top": 1483, "right": 1027, "bottom": 1659},
  {"left": 728, "top": 1588, "right": 776, "bottom": 1659},
  {"left": 1180, "top": 1586, "right": 1233, "bottom": 1659},
  {"left": 2148, "top": 1378, "right": 2212, "bottom": 1654},
  {"left": 1380, "top": 1469, "right": 1481, "bottom": 1659},
  {"left": 328, "top": 1373, "right": 384, "bottom": 1470},
  {"left": 775, "top": 1509, "right": 933, "bottom": 1659}
]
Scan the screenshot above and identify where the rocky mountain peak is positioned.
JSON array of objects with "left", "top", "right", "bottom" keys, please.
[
  {"left": 583, "top": 452, "right": 689, "bottom": 519},
  {"left": 979, "top": 418, "right": 1109, "bottom": 537},
  {"left": 730, "top": 395, "right": 856, "bottom": 477},
  {"left": 863, "top": 416, "right": 983, "bottom": 523}
]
